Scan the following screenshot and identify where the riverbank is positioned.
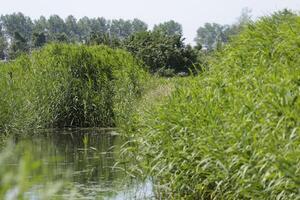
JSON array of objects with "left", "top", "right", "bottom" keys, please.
[
  {"left": 0, "top": 10, "right": 299, "bottom": 200},
  {"left": 122, "top": 11, "right": 300, "bottom": 199}
]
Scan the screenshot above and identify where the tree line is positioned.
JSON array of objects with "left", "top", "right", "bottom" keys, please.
[
  {"left": 0, "top": 9, "right": 251, "bottom": 74},
  {"left": 0, "top": 13, "right": 148, "bottom": 58},
  {"left": 195, "top": 8, "right": 252, "bottom": 51}
]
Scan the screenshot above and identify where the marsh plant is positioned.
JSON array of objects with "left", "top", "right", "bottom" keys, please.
[
  {"left": 123, "top": 10, "right": 300, "bottom": 199},
  {"left": 0, "top": 43, "right": 147, "bottom": 132}
]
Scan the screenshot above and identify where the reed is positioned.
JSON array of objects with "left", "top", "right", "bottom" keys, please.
[
  {"left": 123, "top": 10, "right": 300, "bottom": 199},
  {"left": 0, "top": 43, "right": 147, "bottom": 133}
]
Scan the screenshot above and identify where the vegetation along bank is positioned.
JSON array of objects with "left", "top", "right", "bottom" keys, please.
[
  {"left": 0, "top": 43, "right": 147, "bottom": 133},
  {"left": 122, "top": 10, "right": 300, "bottom": 199},
  {"left": 0, "top": 9, "right": 299, "bottom": 200}
]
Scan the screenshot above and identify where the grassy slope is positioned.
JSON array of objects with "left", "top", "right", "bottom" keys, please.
[{"left": 124, "top": 11, "right": 300, "bottom": 199}]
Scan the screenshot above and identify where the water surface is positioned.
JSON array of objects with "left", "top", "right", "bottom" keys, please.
[{"left": 10, "top": 129, "right": 154, "bottom": 200}]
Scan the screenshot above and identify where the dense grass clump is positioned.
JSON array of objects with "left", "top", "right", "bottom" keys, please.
[
  {"left": 126, "top": 11, "right": 300, "bottom": 199},
  {"left": 0, "top": 43, "right": 147, "bottom": 132}
]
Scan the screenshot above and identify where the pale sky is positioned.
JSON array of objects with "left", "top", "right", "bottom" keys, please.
[{"left": 0, "top": 0, "right": 300, "bottom": 44}]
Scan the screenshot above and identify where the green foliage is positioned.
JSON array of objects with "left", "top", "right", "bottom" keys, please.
[
  {"left": 0, "top": 43, "right": 147, "bottom": 131},
  {"left": 195, "top": 23, "right": 232, "bottom": 51},
  {"left": 110, "top": 19, "right": 148, "bottom": 39},
  {"left": 0, "top": 12, "right": 33, "bottom": 40},
  {"left": 65, "top": 15, "right": 80, "bottom": 42},
  {"left": 124, "top": 11, "right": 300, "bottom": 199},
  {"left": 0, "top": 29, "right": 7, "bottom": 59},
  {"left": 32, "top": 32, "right": 46, "bottom": 48},
  {"left": 87, "top": 32, "right": 121, "bottom": 48},
  {"left": 195, "top": 8, "right": 252, "bottom": 51},
  {"left": 33, "top": 16, "right": 47, "bottom": 33},
  {"left": 0, "top": 13, "right": 149, "bottom": 59},
  {"left": 153, "top": 20, "right": 183, "bottom": 36},
  {"left": 47, "top": 15, "right": 67, "bottom": 38},
  {"left": 54, "top": 32, "right": 69, "bottom": 42},
  {"left": 123, "top": 31, "right": 197, "bottom": 74},
  {"left": 8, "top": 32, "right": 29, "bottom": 59},
  {"left": 131, "top": 18, "right": 148, "bottom": 33}
]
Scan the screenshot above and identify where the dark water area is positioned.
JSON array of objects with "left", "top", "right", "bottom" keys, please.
[{"left": 6, "top": 129, "right": 154, "bottom": 200}]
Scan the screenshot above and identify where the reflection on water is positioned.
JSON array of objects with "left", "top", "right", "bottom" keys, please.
[{"left": 10, "top": 129, "right": 154, "bottom": 200}]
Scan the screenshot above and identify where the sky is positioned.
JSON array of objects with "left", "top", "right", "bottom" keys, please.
[{"left": 0, "top": 0, "right": 300, "bottom": 44}]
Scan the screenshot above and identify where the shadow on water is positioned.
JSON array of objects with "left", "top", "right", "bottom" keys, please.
[{"left": 8, "top": 129, "right": 154, "bottom": 200}]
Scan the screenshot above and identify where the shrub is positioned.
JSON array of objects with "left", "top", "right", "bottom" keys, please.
[
  {"left": 0, "top": 43, "right": 147, "bottom": 132},
  {"left": 123, "top": 31, "right": 197, "bottom": 74},
  {"left": 126, "top": 10, "right": 300, "bottom": 199}
]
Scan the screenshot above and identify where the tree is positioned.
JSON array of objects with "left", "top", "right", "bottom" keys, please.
[
  {"left": 109, "top": 18, "right": 148, "bottom": 40},
  {"left": 153, "top": 20, "right": 182, "bottom": 36},
  {"left": 0, "top": 28, "right": 7, "bottom": 59},
  {"left": 123, "top": 31, "right": 197, "bottom": 74},
  {"left": 47, "top": 15, "right": 66, "bottom": 40},
  {"left": 90, "top": 17, "right": 108, "bottom": 34},
  {"left": 0, "top": 13, "right": 33, "bottom": 40},
  {"left": 54, "top": 33, "right": 68, "bottom": 42},
  {"left": 8, "top": 32, "right": 29, "bottom": 59},
  {"left": 33, "top": 16, "right": 48, "bottom": 33},
  {"left": 110, "top": 19, "right": 133, "bottom": 39},
  {"left": 194, "top": 8, "right": 253, "bottom": 51},
  {"left": 87, "top": 32, "right": 120, "bottom": 48},
  {"left": 77, "top": 17, "right": 92, "bottom": 42},
  {"left": 0, "top": 14, "right": 149, "bottom": 49},
  {"left": 65, "top": 15, "right": 79, "bottom": 41},
  {"left": 194, "top": 23, "right": 227, "bottom": 50},
  {"left": 132, "top": 18, "right": 148, "bottom": 33},
  {"left": 32, "top": 32, "right": 46, "bottom": 48}
]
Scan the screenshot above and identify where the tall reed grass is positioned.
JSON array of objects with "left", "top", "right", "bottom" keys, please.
[
  {"left": 0, "top": 43, "right": 147, "bottom": 132},
  {"left": 124, "top": 10, "right": 300, "bottom": 199}
]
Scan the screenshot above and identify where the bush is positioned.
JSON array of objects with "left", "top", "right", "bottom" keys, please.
[
  {"left": 123, "top": 31, "right": 197, "bottom": 74},
  {"left": 126, "top": 10, "right": 300, "bottom": 199},
  {"left": 0, "top": 43, "right": 147, "bottom": 132}
]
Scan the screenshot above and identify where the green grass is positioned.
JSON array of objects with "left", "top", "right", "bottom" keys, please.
[
  {"left": 122, "top": 10, "right": 300, "bottom": 199},
  {"left": 0, "top": 43, "right": 147, "bottom": 133}
]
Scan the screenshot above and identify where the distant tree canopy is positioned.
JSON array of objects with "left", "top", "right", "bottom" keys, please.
[
  {"left": 153, "top": 20, "right": 183, "bottom": 36},
  {"left": 0, "top": 13, "right": 199, "bottom": 74},
  {"left": 0, "top": 13, "right": 150, "bottom": 60},
  {"left": 194, "top": 8, "right": 252, "bottom": 50},
  {"left": 32, "top": 32, "right": 46, "bottom": 48},
  {"left": 0, "top": 12, "right": 33, "bottom": 40},
  {"left": 0, "top": 13, "right": 202, "bottom": 75},
  {"left": 0, "top": 28, "right": 7, "bottom": 59},
  {"left": 8, "top": 32, "right": 29, "bottom": 59},
  {"left": 123, "top": 31, "right": 197, "bottom": 74},
  {"left": 87, "top": 32, "right": 121, "bottom": 48},
  {"left": 110, "top": 18, "right": 148, "bottom": 39},
  {"left": 195, "top": 23, "right": 228, "bottom": 50}
]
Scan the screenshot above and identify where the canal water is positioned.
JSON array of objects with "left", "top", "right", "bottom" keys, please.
[{"left": 6, "top": 129, "right": 154, "bottom": 200}]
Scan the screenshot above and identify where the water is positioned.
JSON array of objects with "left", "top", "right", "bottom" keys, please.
[{"left": 7, "top": 129, "right": 154, "bottom": 200}]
